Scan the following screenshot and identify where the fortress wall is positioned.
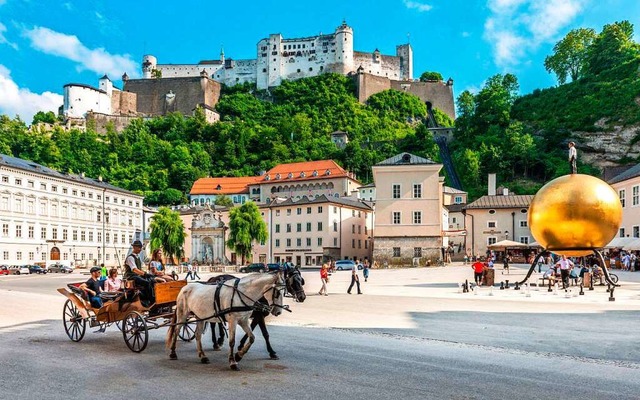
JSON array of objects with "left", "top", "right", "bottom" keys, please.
[
  {"left": 86, "top": 112, "right": 141, "bottom": 134},
  {"left": 353, "top": 73, "right": 392, "bottom": 103},
  {"left": 391, "top": 80, "right": 455, "bottom": 120},
  {"left": 111, "top": 90, "right": 137, "bottom": 115}
]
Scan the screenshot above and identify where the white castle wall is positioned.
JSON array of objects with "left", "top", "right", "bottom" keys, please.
[{"left": 63, "top": 85, "right": 112, "bottom": 119}]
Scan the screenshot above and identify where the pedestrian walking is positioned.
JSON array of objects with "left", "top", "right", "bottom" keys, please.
[
  {"left": 192, "top": 264, "right": 201, "bottom": 280},
  {"left": 557, "top": 255, "right": 574, "bottom": 289},
  {"left": 363, "top": 259, "right": 370, "bottom": 282},
  {"left": 347, "top": 262, "right": 362, "bottom": 294},
  {"left": 185, "top": 263, "right": 194, "bottom": 280},
  {"left": 319, "top": 264, "right": 329, "bottom": 296},
  {"left": 502, "top": 253, "right": 510, "bottom": 274}
]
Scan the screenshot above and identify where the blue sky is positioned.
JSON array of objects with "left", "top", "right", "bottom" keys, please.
[{"left": 0, "top": 0, "right": 639, "bottom": 122}]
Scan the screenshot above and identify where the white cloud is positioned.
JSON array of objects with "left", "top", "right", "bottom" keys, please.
[
  {"left": 0, "top": 22, "right": 18, "bottom": 50},
  {"left": 23, "top": 26, "right": 139, "bottom": 78},
  {"left": 483, "top": 0, "right": 585, "bottom": 68},
  {"left": 404, "top": 0, "right": 432, "bottom": 12},
  {"left": 0, "top": 64, "right": 63, "bottom": 122}
]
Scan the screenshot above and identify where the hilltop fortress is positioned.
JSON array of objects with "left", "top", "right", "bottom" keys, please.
[{"left": 60, "top": 22, "right": 455, "bottom": 132}]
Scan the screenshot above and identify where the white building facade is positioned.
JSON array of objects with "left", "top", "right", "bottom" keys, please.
[
  {"left": 62, "top": 75, "right": 116, "bottom": 119},
  {"left": 143, "top": 22, "right": 412, "bottom": 90},
  {"left": 0, "top": 154, "right": 144, "bottom": 268}
]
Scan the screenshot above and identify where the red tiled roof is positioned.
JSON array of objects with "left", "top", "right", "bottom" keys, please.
[
  {"left": 190, "top": 176, "right": 260, "bottom": 195},
  {"left": 262, "top": 160, "right": 351, "bottom": 183}
]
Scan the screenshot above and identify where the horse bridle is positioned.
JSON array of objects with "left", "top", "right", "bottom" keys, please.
[{"left": 283, "top": 268, "right": 305, "bottom": 301}]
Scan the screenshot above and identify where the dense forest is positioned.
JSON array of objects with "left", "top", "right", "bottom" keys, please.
[{"left": 1, "top": 20, "right": 638, "bottom": 204}]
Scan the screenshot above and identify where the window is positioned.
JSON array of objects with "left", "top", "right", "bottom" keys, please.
[
  {"left": 306, "top": 238, "right": 311, "bottom": 246},
  {"left": 29, "top": 252, "right": 34, "bottom": 261},
  {"left": 317, "top": 222, "right": 323, "bottom": 231},
  {"left": 413, "top": 184, "right": 422, "bottom": 199},
  {"left": 97, "top": 232, "right": 101, "bottom": 242},
  {"left": 97, "top": 211, "right": 101, "bottom": 222},
  {"left": 620, "top": 228, "right": 626, "bottom": 238},
  {"left": 40, "top": 201, "right": 47, "bottom": 215},
  {"left": 287, "top": 209, "right": 291, "bottom": 216},
  {"left": 52, "top": 185, "right": 57, "bottom": 192},
  {"left": 414, "top": 247, "right": 422, "bottom": 257},
  {"left": 318, "top": 206, "right": 323, "bottom": 213},
  {"left": 27, "top": 201, "right": 35, "bottom": 214},
  {"left": 0, "top": 196, "right": 7, "bottom": 210},
  {"left": 80, "top": 191, "right": 85, "bottom": 197},
  {"left": 15, "top": 198, "right": 22, "bottom": 212},
  {"left": 392, "top": 184, "right": 401, "bottom": 199},
  {"left": 296, "top": 223, "right": 302, "bottom": 232},
  {"left": 352, "top": 239, "right": 355, "bottom": 248},
  {"left": 297, "top": 208, "right": 302, "bottom": 215},
  {"left": 392, "top": 211, "right": 401, "bottom": 224},
  {"left": 454, "top": 196, "right": 463, "bottom": 204},
  {"left": 519, "top": 236, "right": 529, "bottom": 244},
  {"left": 358, "top": 239, "right": 361, "bottom": 249},
  {"left": 275, "top": 224, "right": 280, "bottom": 233},
  {"left": 62, "top": 187, "right": 67, "bottom": 194},
  {"left": 296, "top": 238, "right": 302, "bottom": 247},
  {"left": 286, "top": 238, "right": 291, "bottom": 247},
  {"left": 620, "top": 189, "right": 626, "bottom": 207},
  {"left": 333, "top": 207, "right": 337, "bottom": 214},
  {"left": 306, "top": 222, "right": 311, "bottom": 232},
  {"left": 105, "top": 233, "right": 110, "bottom": 243},
  {"left": 488, "top": 237, "right": 497, "bottom": 245},
  {"left": 333, "top": 222, "right": 338, "bottom": 232},
  {"left": 285, "top": 223, "right": 291, "bottom": 233},
  {"left": 488, "top": 221, "right": 496, "bottom": 228},
  {"left": 16, "top": 251, "right": 22, "bottom": 261},
  {"left": 276, "top": 210, "right": 280, "bottom": 216},
  {"left": 307, "top": 207, "right": 312, "bottom": 214},
  {"left": 1, "top": 176, "right": 7, "bottom": 183},
  {"left": 72, "top": 190, "right": 77, "bottom": 196},
  {"left": 413, "top": 211, "right": 422, "bottom": 224},
  {"left": 52, "top": 203, "right": 58, "bottom": 216},
  {"left": 275, "top": 239, "right": 280, "bottom": 247},
  {"left": 52, "top": 228, "right": 58, "bottom": 240},
  {"left": 88, "top": 231, "right": 93, "bottom": 241},
  {"left": 352, "top": 225, "right": 355, "bottom": 233},
  {"left": 3, "top": 251, "right": 7, "bottom": 260},
  {"left": 634, "top": 226, "right": 640, "bottom": 238},
  {"left": 520, "top": 220, "right": 528, "bottom": 227},
  {"left": 16, "top": 225, "right": 22, "bottom": 237},
  {"left": 81, "top": 231, "right": 86, "bottom": 241},
  {"left": 2, "top": 224, "right": 7, "bottom": 236},
  {"left": 40, "top": 227, "right": 46, "bottom": 239},
  {"left": 352, "top": 210, "right": 356, "bottom": 217},
  {"left": 634, "top": 186, "right": 639, "bottom": 206},
  {"left": 63, "top": 229, "right": 68, "bottom": 240},
  {"left": 27, "top": 180, "right": 34, "bottom": 188},
  {"left": 317, "top": 238, "right": 323, "bottom": 246},
  {"left": 28, "top": 226, "right": 34, "bottom": 238},
  {"left": 333, "top": 238, "right": 338, "bottom": 246},
  {"left": 393, "top": 247, "right": 401, "bottom": 257},
  {"left": 15, "top": 178, "right": 21, "bottom": 185},
  {"left": 73, "top": 230, "right": 78, "bottom": 241}
]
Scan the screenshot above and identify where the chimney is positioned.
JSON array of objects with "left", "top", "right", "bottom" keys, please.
[
  {"left": 488, "top": 173, "right": 496, "bottom": 196},
  {"left": 503, "top": 188, "right": 509, "bottom": 196}
]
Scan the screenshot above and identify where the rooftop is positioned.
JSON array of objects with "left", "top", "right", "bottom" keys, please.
[
  {"left": 375, "top": 152, "right": 437, "bottom": 166},
  {"left": 444, "top": 186, "right": 467, "bottom": 194},
  {"left": 465, "top": 194, "right": 534, "bottom": 209},
  {"left": 608, "top": 163, "right": 640, "bottom": 185},
  {"left": 190, "top": 176, "right": 261, "bottom": 195},
  {"left": 262, "top": 160, "right": 355, "bottom": 183},
  {"left": 269, "top": 194, "right": 372, "bottom": 211},
  {"left": 0, "top": 154, "right": 142, "bottom": 197}
]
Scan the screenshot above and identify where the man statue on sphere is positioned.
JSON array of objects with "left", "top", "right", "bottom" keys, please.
[{"left": 568, "top": 141, "right": 577, "bottom": 174}]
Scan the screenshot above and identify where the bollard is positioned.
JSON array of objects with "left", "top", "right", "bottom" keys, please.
[
  {"left": 609, "top": 286, "right": 615, "bottom": 302},
  {"left": 589, "top": 276, "right": 594, "bottom": 291},
  {"left": 565, "top": 289, "right": 571, "bottom": 298},
  {"left": 458, "top": 283, "right": 463, "bottom": 294},
  {"left": 514, "top": 281, "right": 520, "bottom": 290},
  {"left": 553, "top": 283, "right": 559, "bottom": 295},
  {"left": 500, "top": 281, "right": 505, "bottom": 290},
  {"left": 579, "top": 283, "right": 584, "bottom": 295},
  {"left": 548, "top": 279, "right": 553, "bottom": 292},
  {"left": 474, "top": 285, "right": 479, "bottom": 295},
  {"left": 489, "top": 286, "right": 494, "bottom": 296},
  {"left": 525, "top": 283, "right": 531, "bottom": 297},
  {"left": 505, "top": 280, "right": 510, "bottom": 289},
  {"left": 606, "top": 284, "right": 610, "bottom": 293}
]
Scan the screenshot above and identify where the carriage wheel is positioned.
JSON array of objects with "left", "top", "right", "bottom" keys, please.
[
  {"left": 122, "top": 311, "right": 148, "bottom": 353},
  {"left": 115, "top": 320, "right": 123, "bottom": 331},
  {"left": 178, "top": 318, "right": 197, "bottom": 342},
  {"left": 62, "top": 299, "right": 86, "bottom": 342}
]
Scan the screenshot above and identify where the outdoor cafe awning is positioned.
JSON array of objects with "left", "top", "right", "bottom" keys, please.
[
  {"left": 604, "top": 237, "right": 635, "bottom": 249},
  {"left": 622, "top": 238, "right": 640, "bottom": 251},
  {"left": 487, "top": 239, "right": 530, "bottom": 251}
]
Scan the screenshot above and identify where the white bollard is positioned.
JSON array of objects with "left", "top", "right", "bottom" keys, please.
[
  {"left": 565, "top": 289, "right": 572, "bottom": 298},
  {"left": 458, "top": 283, "right": 463, "bottom": 294},
  {"left": 474, "top": 285, "right": 479, "bottom": 295},
  {"left": 489, "top": 286, "right": 494, "bottom": 296},
  {"left": 553, "top": 283, "right": 559, "bottom": 295},
  {"left": 525, "top": 283, "right": 531, "bottom": 297}
]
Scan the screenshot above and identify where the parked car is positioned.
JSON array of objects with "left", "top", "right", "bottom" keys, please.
[
  {"left": 48, "top": 263, "right": 74, "bottom": 273},
  {"left": 266, "top": 263, "right": 282, "bottom": 271},
  {"left": 335, "top": 260, "right": 363, "bottom": 271},
  {"left": 27, "top": 265, "right": 48, "bottom": 274},
  {"left": 0, "top": 265, "right": 9, "bottom": 275},
  {"left": 239, "top": 263, "right": 267, "bottom": 273},
  {"left": 11, "top": 265, "right": 31, "bottom": 275}
]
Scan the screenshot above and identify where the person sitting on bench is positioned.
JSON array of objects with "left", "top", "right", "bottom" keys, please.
[
  {"left": 80, "top": 267, "right": 105, "bottom": 308},
  {"left": 124, "top": 240, "right": 156, "bottom": 307}
]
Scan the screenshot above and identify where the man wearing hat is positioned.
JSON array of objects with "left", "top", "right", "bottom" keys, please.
[
  {"left": 124, "top": 240, "right": 155, "bottom": 307},
  {"left": 80, "top": 266, "right": 104, "bottom": 308}
]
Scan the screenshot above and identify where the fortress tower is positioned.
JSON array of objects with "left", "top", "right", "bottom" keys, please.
[
  {"left": 142, "top": 55, "right": 157, "bottom": 79},
  {"left": 396, "top": 44, "right": 413, "bottom": 80},
  {"left": 334, "top": 21, "right": 354, "bottom": 75}
]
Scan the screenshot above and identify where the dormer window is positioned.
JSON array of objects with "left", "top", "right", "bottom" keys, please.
[
  {"left": 287, "top": 172, "right": 293, "bottom": 178},
  {"left": 216, "top": 184, "right": 222, "bottom": 190},
  {"left": 300, "top": 172, "right": 306, "bottom": 178},
  {"left": 275, "top": 174, "right": 281, "bottom": 180},
  {"left": 312, "top": 170, "right": 318, "bottom": 177},
  {"left": 265, "top": 175, "right": 271, "bottom": 181},
  {"left": 325, "top": 169, "right": 331, "bottom": 176}
]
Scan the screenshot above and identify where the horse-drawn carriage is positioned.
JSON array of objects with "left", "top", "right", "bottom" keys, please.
[{"left": 57, "top": 280, "right": 197, "bottom": 353}]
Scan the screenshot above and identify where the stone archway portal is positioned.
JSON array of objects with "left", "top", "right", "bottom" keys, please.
[{"left": 50, "top": 247, "right": 60, "bottom": 261}]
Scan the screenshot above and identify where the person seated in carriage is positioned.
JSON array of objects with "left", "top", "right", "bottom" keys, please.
[
  {"left": 124, "top": 240, "right": 157, "bottom": 307},
  {"left": 80, "top": 267, "right": 105, "bottom": 308},
  {"left": 103, "top": 268, "right": 122, "bottom": 292}
]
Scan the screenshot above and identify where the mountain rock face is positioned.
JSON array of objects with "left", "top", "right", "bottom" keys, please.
[{"left": 575, "top": 119, "right": 640, "bottom": 167}]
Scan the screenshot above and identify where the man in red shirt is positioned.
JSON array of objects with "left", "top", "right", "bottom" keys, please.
[{"left": 472, "top": 259, "right": 486, "bottom": 286}]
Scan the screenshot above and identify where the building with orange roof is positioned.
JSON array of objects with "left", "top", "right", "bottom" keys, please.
[
  {"left": 250, "top": 159, "right": 362, "bottom": 203},
  {"left": 190, "top": 176, "right": 261, "bottom": 206}
]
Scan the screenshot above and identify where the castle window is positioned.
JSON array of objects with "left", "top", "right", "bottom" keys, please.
[
  {"left": 309, "top": 67, "right": 313, "bottom": 71},
  {"left": 262, "top": 68, "right": 266, "bottom": 72},
  {"left": 297, "top": 69, "right": 301, "bottom": 73},
  {"left": 320, "top": 66, "right": 324, "bottom": 71}
]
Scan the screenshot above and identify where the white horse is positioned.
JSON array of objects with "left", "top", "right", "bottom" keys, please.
[{"left": 166, "top": 271, "right": 286, "bottom": 370}]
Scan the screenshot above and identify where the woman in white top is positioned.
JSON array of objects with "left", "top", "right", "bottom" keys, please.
[{"left": 103, "top": 268, "right": 122, "bottom": 292}]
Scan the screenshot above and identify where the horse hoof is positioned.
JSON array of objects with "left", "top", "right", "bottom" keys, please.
[
  {"left": 169, "top": 353, "right": 177, "bottom": 360},
  {"left": 201, "top": 357, "right": 210, "bottom": 364},
  {"left": 230, "top": 364, "right": 239, "bottom": 371},
  {"left": 234, "top": 353, "right": 243, "bottom": 362},
  {"left": 269, "top": 354, "right": 279, "bottom": 360}
]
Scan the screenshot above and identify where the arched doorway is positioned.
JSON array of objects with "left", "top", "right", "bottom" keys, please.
[{"left": 50, "top": 247, "right": 60, "bottom": 261}]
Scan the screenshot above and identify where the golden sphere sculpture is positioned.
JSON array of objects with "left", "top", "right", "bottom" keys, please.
[{"left": 528, "top": 174, "right": 622, "bottom": 256}]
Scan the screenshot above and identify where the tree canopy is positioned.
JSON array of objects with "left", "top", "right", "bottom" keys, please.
[
  {"left": 226, "top": 202, "right": 267, "bottom": 265},
  {"left": 419, "top": 71, "right": 443, "bottom": 82},
  {"left": 544, "top": 28, "right": 596, "bottom": 84},
  {"left": 149, "top": 207, "right": 186, "bottom": 264}
]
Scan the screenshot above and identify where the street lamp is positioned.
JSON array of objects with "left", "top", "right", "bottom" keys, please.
[
  {"left": 505, "top": 230, "right": 509, "bottom": 241},
  {"left": 97, "top": 246, "right": 100, "bottom": 266}
]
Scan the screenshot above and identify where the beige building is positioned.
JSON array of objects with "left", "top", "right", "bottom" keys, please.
[
  {"left": 608, "top": 164, "right": 640, "bottom": 238},
  {"left": 372, "top": 153, "right": 444, "bottom": 266},
  {"left": 464, "top": 175, "right": 533, "bottom": 257},
  {"left": 443, "top": 186, "right": 468, "bottom": 252}
]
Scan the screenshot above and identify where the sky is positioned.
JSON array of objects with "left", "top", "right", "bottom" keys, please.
[{"left": 0, "top": 0, "right": 639, "bottom": 122}]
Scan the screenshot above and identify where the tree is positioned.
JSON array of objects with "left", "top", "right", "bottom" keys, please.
[
  {"left": 226, "top": 202, "right": 267, "bottom": 265},
  {"left": 214, "top": 194, "right": 234, "bottom": 207},
  {"left": 149, "top": 207, "right": 186, "bottom": 264},
  {"left": 586, "top": 21, "right": 640, "bottom": 76},
  {"left": 419, "top": 71, "right": 443, "bottom": 82},
  {"left": 544, "top": 28, "right": 596, "bottom": 84},
  {"left": 32, "top": 111, "right": 57, "bottom": 125}
]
